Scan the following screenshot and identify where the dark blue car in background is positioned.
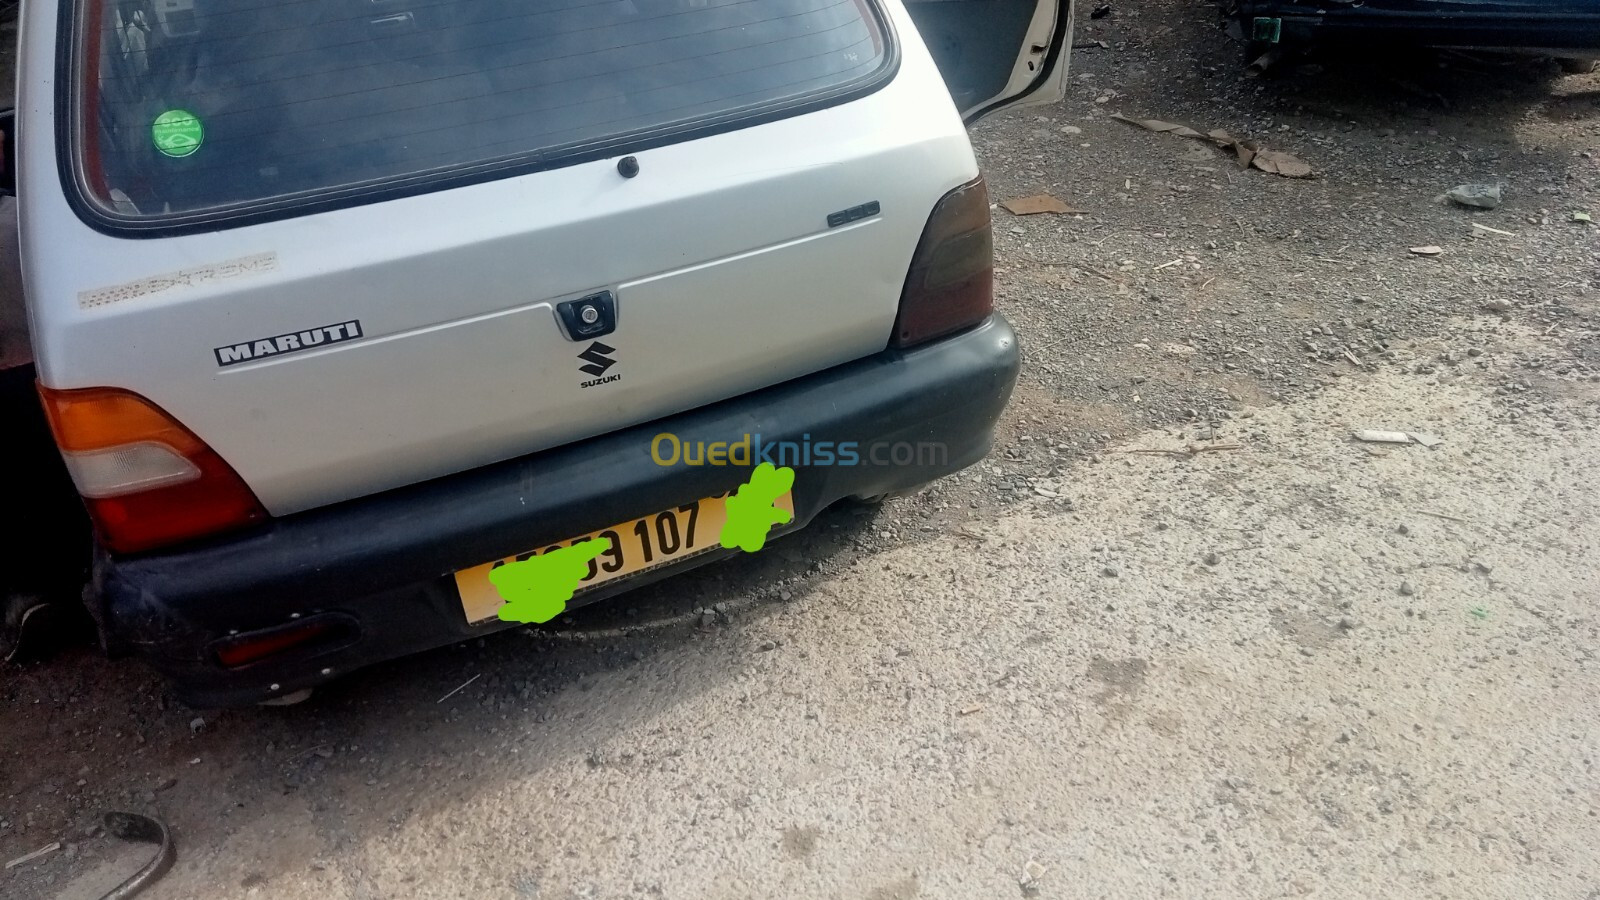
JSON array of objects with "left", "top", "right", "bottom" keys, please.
[{"left": 1230, "top": 0, "right": 1600, "bottom": 72}]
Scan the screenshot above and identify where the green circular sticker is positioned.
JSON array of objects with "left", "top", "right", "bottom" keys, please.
[{"left": 151, "top": 109, "right": 203, "bottom": 158}]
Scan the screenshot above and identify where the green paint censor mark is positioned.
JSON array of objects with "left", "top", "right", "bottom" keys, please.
[
  {"left": 491, "top": 538, "right": 612, "bottom": 624},
  {"left": 152, "top": 109, "right": 204, "bottom": 158},
  {"left": 720, "top": 463, "right": 795, "bottom": 553},
  {"left": 1469, "top": 606, "right": 1490, "bottom": 620}
]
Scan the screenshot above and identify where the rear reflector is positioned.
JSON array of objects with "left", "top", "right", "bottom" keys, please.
[
  {"left": 38, "top": 385, "right": 267, "bottom": 554},
  {"left": 891, "top": 175, "right": 994, "bottom": 348},
  {"left": 212, "top": 616, "right": 353, "bottom": 669}
]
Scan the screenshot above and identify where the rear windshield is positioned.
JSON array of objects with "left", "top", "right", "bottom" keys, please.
[{"left": 69, "top": 0, "right": 890, "bottom": 225}]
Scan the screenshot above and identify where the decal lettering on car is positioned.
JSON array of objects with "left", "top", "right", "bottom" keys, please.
[
  {"left": 214, "top": 320, "right": 363, "bottom": 367},
  {"left": 78, "top": 253, "right": 278, "bottom": 309},
  {"left": 578, "top": 341, "right": 621, "bottom": 388}
]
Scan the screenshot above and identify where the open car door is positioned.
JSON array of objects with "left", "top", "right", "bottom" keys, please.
[{"left": 905, "top": 0, "right": 1076, "bottom": 123}]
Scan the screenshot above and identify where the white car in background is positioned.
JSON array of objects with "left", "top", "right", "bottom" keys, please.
[{"left": 1, "top": 0, "right": 1074, "bottom": 705}]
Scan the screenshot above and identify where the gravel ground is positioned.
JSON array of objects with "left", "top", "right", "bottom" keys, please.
[{"left": 4, "top": 3, "right": 1599, "bottom": 897}]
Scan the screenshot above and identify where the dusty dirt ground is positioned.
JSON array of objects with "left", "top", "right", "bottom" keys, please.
[{"left": 4, "top": 3, "right": 1599, "bottom": 898}]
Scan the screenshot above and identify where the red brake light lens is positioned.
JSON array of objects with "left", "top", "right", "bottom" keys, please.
[
  {"left": 38, "top": 385, "right": 268, "bottom": 554},
  {"left": 892, "top": 175, "right": 994, "bottom": 348}
]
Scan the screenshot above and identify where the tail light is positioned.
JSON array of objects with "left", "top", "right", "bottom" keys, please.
[
  {"left": 892, "top": 175, "right": 994, "bottom": 348},
  {"left": 37, "top": 385, "right": 267, "bottom": 554}
]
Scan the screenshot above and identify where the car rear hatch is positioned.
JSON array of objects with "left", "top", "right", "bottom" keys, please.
[{"left": 31, "top": 0, "right": 980, "bottom": 516}]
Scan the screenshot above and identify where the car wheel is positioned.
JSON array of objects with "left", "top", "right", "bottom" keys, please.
[{"left": 1558, "top": 58, "right": 1598, "bottom": 74}]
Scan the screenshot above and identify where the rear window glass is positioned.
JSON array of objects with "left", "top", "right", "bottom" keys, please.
[{"left": 70, "top": 0, "right": 890, "bottom": 223}]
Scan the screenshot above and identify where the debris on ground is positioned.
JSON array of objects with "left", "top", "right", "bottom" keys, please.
[
  {"left": 1250, "top": 148, "right": 1313, "bottom": 178},
  {"left": 1470, "top": 222, "right": 1515, "bottom": 237},
  {"left": 1000, "top": 194, "right": 1083, "bottom": 216},
  {"left": 1020, "top": 859, "right": 1048, "bottom": 895},
  {"left": 1444, "top": 183, "right": 1502, "bottom": 209},
  {"left": 1090, "top": 3, "right": 1111, "bottom": 19},
  {"left": 1115, "top": 442, "right": 1243, "bottom": 456},
  {"left": 100, "top": 811, "right": 176, "bottom": 900},
  {"left": 1573, "top": 211, "right": 1593, "bottom": 224},
  {"left": 1109, "top": 113, "right": 1312, "bottom": 178},
  {"left": 1353, "top": 430, "right": 1413, "bottom": 444},
  {"left": 435, "top": 673, "right": 480, "bottom": 703},
  {"left": 5, "top": 842, "right": 61, "bottom": 870},
  {"left": 958, "top": 704, "right": 983, "bottom": 716},
  {"left": 1408, "top": 245, "right": 1443, "bottom": 256},
  {"left": 1353, "top": 429, "right": 1439, "bottom": 450},
  {"left": 1109, "top": 115, "right": 1206, "bottom": 139},
  {"left": 1481, "top": 298, "right": 1514, "bottom": 313}
]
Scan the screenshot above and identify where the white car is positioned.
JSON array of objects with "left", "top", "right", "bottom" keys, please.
[{"left": 2, "top": 0, "right": 1073, "bottom": 705}]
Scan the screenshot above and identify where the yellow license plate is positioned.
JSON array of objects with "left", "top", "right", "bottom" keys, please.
[{"left": 455, "top": 489, "right": 795, "bottom": 624}]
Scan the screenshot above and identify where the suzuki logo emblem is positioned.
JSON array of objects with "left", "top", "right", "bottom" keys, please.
[{"left": 578, "top": 342, "right": 617, "bottom": 377}]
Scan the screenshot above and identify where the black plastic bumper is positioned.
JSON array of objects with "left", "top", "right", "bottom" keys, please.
[
  {"left": 1243, "top": 1, "right": 1600, "bottom": 52},
  {"left": 96, "top": 316, "right": 1020, "bottom": 707}
]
